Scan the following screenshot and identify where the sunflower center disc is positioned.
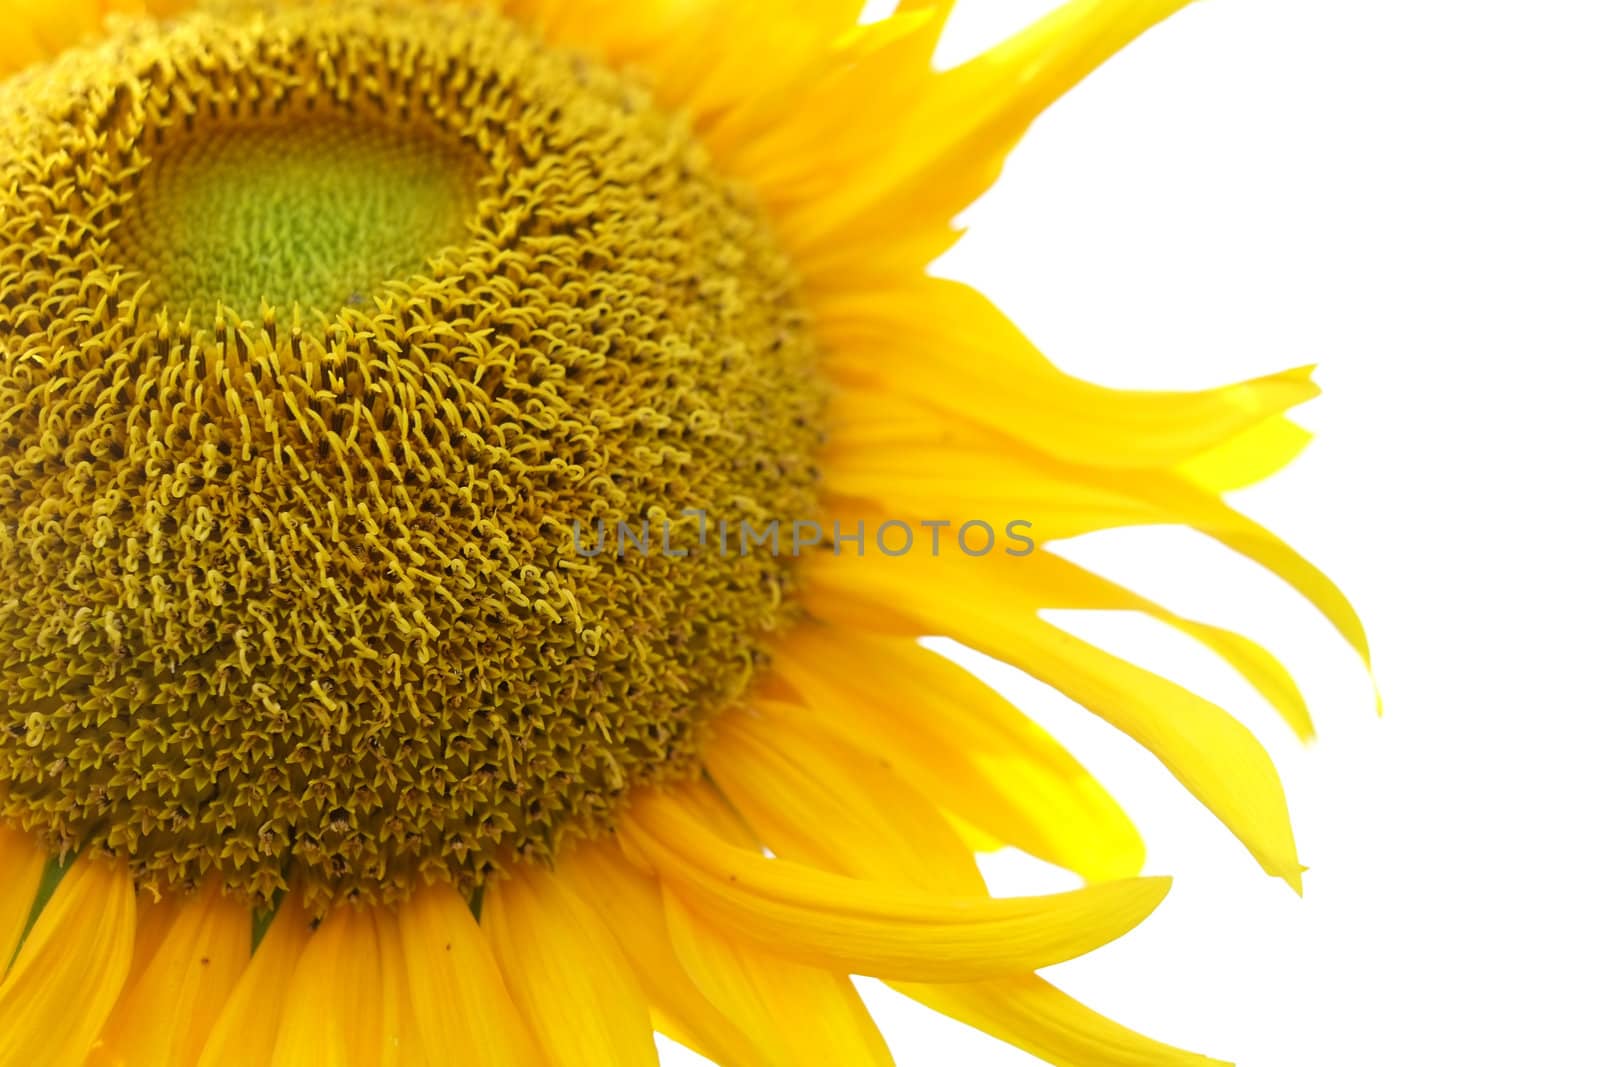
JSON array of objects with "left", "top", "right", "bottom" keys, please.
[{"left": 0, "top": 1, "right": 822, "bottom": 907}]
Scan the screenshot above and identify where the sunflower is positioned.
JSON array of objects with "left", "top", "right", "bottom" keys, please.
[{"left": 0, "top": 1, "right": 1368, "bottom": 1064}]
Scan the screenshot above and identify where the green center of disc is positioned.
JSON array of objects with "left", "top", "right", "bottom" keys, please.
[{"left": 117, "top": 118, "right": 482, "bottom": 313}]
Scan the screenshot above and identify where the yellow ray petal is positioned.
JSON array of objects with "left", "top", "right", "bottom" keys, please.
[
  {"left": 0, "top": 22, "right": 46, "bottom": 78},
  {"left": 1204, "top": 506, "right": 1374, "bottom": 677},
  {"left": 821, "top": 435, "right": 1371, "bottom": 677},
  {"left": 395, "top": 883, "right": 539, "bottom": 1067},
  {"left": 0, "top": 828, "right": 44, "bottom": 973},
  {"left": 707, "top": 2, "right": 878, "bottom": 127},
  {"left": 270, "top": 906, "right": 410, "bottom": 1067},
  {"left": 704, "top": 702, "right": 1221, "bottom": 1066},
  {"left": 945, "top": 550, "right": 1316, "bottom": 742},
  {"left": 662, "top": 888, "right": 893, "bottom": 1067},
  {"left": 787, "top": 0, "right": 1195, "bottom": 265},
  {"left": 560, "top": 843, "right": 771, "bottom": 1067},
  {"left": 706, "top": 704, "right": 987, "bottom": 895},
  {"left": 670, "top": 1, "right": 866, "bottom": 129},
  {"left": 525, "top": 0, "right": 711, "bottom": 67},
  {"left": 123, "top": 892, "right": 183, "bottom": 991},
  {"left": 771, "top": 624, "right": 1144, "bottom": 881},
  {"left": 827, "top": 358, "right": 1316, "bottom": 478},
  {"left": 197, "top": 895, "right": 317, "bottom": 1067},
  {"left": 821, "top": 440, "right": 1169, "bottom": 538},
  {"left": 623, "top": 788, "right": 1169, "bottom": 981},
  {"left": 482, "top": 864, "right": 660, "bottom": 1067},
  {"left": 647, "top": 778, "right": 899, "bottom": 1067},
  {"left": 0, "top": 857, "right": 136, "bottom": 1067},
  {"left": 944, "top": 811, "right": 1008, "bottom": 854},
  {"left": 370, "top": 908, "right": 424, "bottom": 1067},
  {"left": 905, "top": 977, "right": 1228, "bottom": 1067},
  {"left": 675, "top": 778, "right": 767, "bottom": 851},
  {"left": 708, "top": 13, "right": 942, "bottom": 206},
  {"left": 529, "top": 0, "right": 860, "bottom": 141},
  {"left": 89, "top": 881, "right": 253, "bottom": 1067},
  {"left": 1180, "top": 415, "right": 1314, "bottom": 493},
  {"left": 1053, "top": 558, "right": 1317, "bottom": 740},
  {"left": 805, "top": 556, "right": 1305, "bottom": 890},
  {"left": 0, "top": 0, "right": 104, "bottom": 73},
  {"left": 817, "top": 277, "right": 1319, "bottom": 472},
  {"left": 1168, "top": 618, "right": 1316, "bottom": 742},
  {"left": 642, "top": 781, "right": 894, "bottom": 1065},
  {"left": 894, "top": 0, "right": 955, "bottom": 40}
]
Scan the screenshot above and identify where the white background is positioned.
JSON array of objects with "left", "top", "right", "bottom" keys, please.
[{"left": 668, "top": 0, "right": 1600, "bottom": 1064}]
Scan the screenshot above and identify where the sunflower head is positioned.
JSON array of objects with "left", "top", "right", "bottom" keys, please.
[{"left": 0, "top": 2, "right": 1370, "bottom": 1066}]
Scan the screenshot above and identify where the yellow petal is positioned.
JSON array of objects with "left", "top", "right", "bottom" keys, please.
[
  {"left": 819, "top": 440, "right": 1170, "bottom": 539},
  {"left": 89, "top": 881, "right": 253, "bottom": 1067},
  {"left": 370, "top": 908, "right": 423, "bottom": 1067},
  {"left": 0, "top": 856, "right": 137, "bottom": 1067},
  {"left": 1180, "top": 415, "right": 1314, "bottom": 493},
  {"left": 270, "top": 906, "right": 407, "bottom": 1067},
  {"left": 624, "top": 788, "right": 1170, "bottom": 981},
  {"left": 817, "top": 277, "right": 1319, "bottom": 472},
  {"left": 705, "top": 704, "right": 987, "bottom": 895},
  {"left": 482, "top": 864, "right": 660, "bottom": 1067},
  {"left": 671, "top": 2, "right": 865, "bottom": 133},
  {"left": 771, "top": 624, "right": 1144, "bottom": 881},
  {"left": 530, "top": 0, "right": 859, "bottom": 141},
  {"left": 788, "top": 0, "right": 1196, "bottom": 267},
  {"left": 0, "top": 26, "right": 46, "bottom": 76},
  {"left": 0, "top": 828, "right": 44, "bottom": 973},
  {"left": 1168, "top": 618, "right": 1316, "bottom": 742},
  {"left": 0, "top": 0, "right": 103, "bottom": 73},
  {"left": 560, "top": 842, "right": 771, "bottom": 1067},
  {"left": 952, "top": 551, "right": 1316, "bottom": 742},
  {"left": 944, "top": 810, "right": 1009, "bottom": 855},
  {"left": 705, "top": 704, "right": 1221, "bottom": 1067},
  {"left": 395, "top": 883, "right": 539, "bottom": 1067},
  {"left": 662, "top": 887, "right": 893, "bottom": 1067},
  {"left": 526, "top": 0, "right": 711, "bottom": 68},
  {"left": 904, "top": 976, "right": 1228, "bottom": 1067},
  {"left": 894, "top": 0, "right": 955, "bottom": 37},
  {"left": 197, "top": 894, "right": 317, "bottom": 1067},
  {"left": 1203, "top": 505, "right": 1374, "bottom": 676},
  {"left": 820, "top": 437, "right": 1371, "bottom": 677},
  {"left": 652, "top": 779, "right": 897, "bottom": 1067},
  {"left": 124, "top": 892, "right": 183, "bottom": 991},
  {"left": 805, "top": 556, "right": 1306, "bottom": 891},
  {"left": 709, "top": 13, "right": 942, "bottom": 207}
]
